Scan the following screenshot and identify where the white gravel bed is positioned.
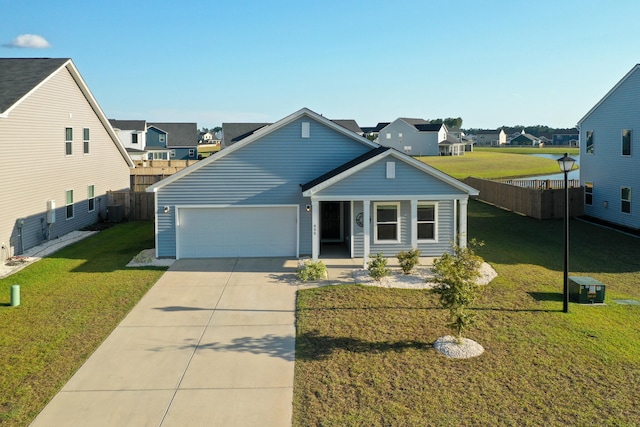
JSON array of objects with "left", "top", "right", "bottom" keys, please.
[
  {"left": 433, "top": 335, "right": 485, "bottom": 358},
  {"left": 352, "top": 262, "right": 497, "bottom": 289}
]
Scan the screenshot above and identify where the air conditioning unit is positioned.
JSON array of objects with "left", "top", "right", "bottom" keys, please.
[{"left": 106, "top": 204, "right": 124, "bottom": 223}]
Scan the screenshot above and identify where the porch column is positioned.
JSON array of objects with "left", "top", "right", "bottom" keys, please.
[
  {"left": 410, "top": 199, "right": 418, "bottom": 248},
  {"left": 459, "top": 198, "right": 468, "bottom": 248},
  {"left": 312, "top": 200, "right": 320, "bottom": 261},
  {"left": 362, "top": 199, "right": 370, "bottom": 268}
]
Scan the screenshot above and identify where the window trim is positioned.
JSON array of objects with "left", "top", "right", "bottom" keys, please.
[
  {"left": 158, "top": 134, "right": 166, "bottom": 143},
  {"left": 417, "top": 202, "right": 438, "bottom": 242},
  {"left": 584, "top": 182, "right": 593, "bottom": 206},
  {"left": 65, "top": 127, "right": 73, "bottom": 156},
  {"left": 374, "top": 202, "right": 400, "bottom": 243},
  {"left": 66, "top": 189, "right": 74, "bottom": 220},
  {"left": 622, "top": 129, "right": 632, "bottom": 157},
  {"left": 189, "top": 148, "right": 195, "bottom": 157},
  {"left": 131, "top": 133, "right": 139, "bottom": 144},
  {"left": 87, "top": 184, "right": 95, "bottom": 213},
  {"left": 170, "top": 149, "right": 176, "bottom": 158},
  {"left": 621, "top": 186, "right": 632, "bottom": 214}
]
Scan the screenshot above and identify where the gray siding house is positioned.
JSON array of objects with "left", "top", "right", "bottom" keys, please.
[
  {"left": 147, "top": 108, "right": 478, "bottom": 264},
  {"left": 578, "top": 64, "right": 640, "bottom": 231},
  {"left": 378, "top": 118, "right": 446, "bottom": 156},
  {"left": 0, "top": 58, "right": 133, "bottom": 258}
]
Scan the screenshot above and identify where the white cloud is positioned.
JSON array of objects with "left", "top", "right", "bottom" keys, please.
[{"left": 5, "top": 34, "right": 51, "bottom": 49}]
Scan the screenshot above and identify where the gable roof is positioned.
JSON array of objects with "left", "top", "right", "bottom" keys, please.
[
  {"left": 331, "top": 119, "right": 362, "bottom": 134},
  {"left": 147, "top": 108, "right": 379, "bottom": 192},
  {"left": 149, "top": 122, "right": 198, "bottom": 147},
  {"left": 301, "top": 146, "right": 479, "bottom": 197},
  {"left": 0, "top": 58, "right": 69, "bottom": 114},
  {"left": 414, "top": 123, "right": 445, "bottom": 132},
  {"left": 0, "top": 58, "right": 134, "bottom": 167},
  {"left": 400, "top": 118, "right": 429, "bottom": 126},
  {"left": 578, "top": 64, "right": 640, "bottom": 125},
  {"left": 109, "top": 119, "right": 147, "bottom": 131}
]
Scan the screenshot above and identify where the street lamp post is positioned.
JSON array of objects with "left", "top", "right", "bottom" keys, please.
[{"left": 557, "top": 152, "right": 576, "bottom": 313}]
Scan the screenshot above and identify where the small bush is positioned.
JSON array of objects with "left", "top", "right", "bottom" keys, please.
[
  {"left": 297, "top": 260, "right": 327, "bottom": 282},
  {"left": 367, "top": 253, "right": 391, "bottom": 281},
  {"left": 396, "top": 248, "right": 421, "bottom": 274}
]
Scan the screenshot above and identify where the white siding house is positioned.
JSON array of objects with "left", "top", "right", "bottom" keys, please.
[
  {"left": 0, "top": 58, "right": 133, "bottom": 259},
  {"left": 577, "top": 64, "right": 640, "bottom": 231}
]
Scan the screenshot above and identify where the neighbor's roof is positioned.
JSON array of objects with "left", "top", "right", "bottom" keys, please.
[
  {"left": 149, "top": 122, "right": 198, "bottom": 147},
  {"left": 221, "top": 123, "right": 272, "bottom": 146},
  {"left": 109, "top": 119, "right": 147, "bottom": 131},
  {"left": 331, "top": 119, "right": 362, "bottom": 134},
  {"left": 414, "top": 123, "right": 445, "bottom": 132},
  {"left": 0, "top": 58, "right": 69, "bottom": 114}
]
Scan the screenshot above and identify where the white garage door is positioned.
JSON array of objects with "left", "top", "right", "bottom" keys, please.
[{"left": 176, "top": 206, "right": 298, "bottom": 258}]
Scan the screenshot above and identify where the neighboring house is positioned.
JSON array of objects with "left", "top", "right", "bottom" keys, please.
[
  {"left": 378, "top": 119, "right": 446, "bottom": 156},
  {"left": 552, "top": 132, "right": 579, "bottom": 146},
  {"left": 577, "top": 64, "right": 640, "bottom": 231},
  {"left": 0, "top": 58, "right": 133, "bottom": 257},
  {"left": 332, "top": 119, "right": 363, "bottom": 136},
  {"left": 221, "top": 122, "right": 271, "bottom": 148},
  {"left": 148, "top": 122, "right": 199, "bottom": 160},
  {"left": 147, "top": 108, "right": 479, "bottom": 264},
  {"left": 361, "top": 122, "right": 391, "bottom": 141},
  {"left": 510, "top": 131, "right": 542, "bottom": 146},
  {"left": 199, "top": 131, "right": 214, "bottom": 143},
  {"left": 439, "top": 135, "right": 466, "bottom": 156},
  {"left": 109, "top": 120, "right": 198, "bottom": 160},
  {"left": 474, "top": 129, "right": 507, "bottom": 146}
]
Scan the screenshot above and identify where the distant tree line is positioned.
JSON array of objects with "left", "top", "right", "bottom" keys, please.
[
  {"left": 199, "top": 126, "right": 222, "bottom": 133},
  {"left": 429, "top": 117, "right": 463, "bottom": 128},
  {"left": 464, "top": 125, "right": 577, "bottom": 136}
]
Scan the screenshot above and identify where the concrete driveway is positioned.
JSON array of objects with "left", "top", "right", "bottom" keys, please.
[{"left": 30, "top": 257, "right": 303, "bottom": 427}]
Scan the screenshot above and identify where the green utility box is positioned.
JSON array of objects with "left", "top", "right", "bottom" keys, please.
[{"left": 569, "top": 276, "right": 606, "bottom": 304}]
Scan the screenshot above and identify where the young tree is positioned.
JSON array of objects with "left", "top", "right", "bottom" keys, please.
[{"left": 431, "top": 240, "right": 484, "bottom": 342}]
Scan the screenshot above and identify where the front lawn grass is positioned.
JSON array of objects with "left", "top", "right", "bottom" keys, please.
[
  {"left": 0, "top": 222, "right": 166, "bottom": 427},
  {"left": 294, "top": 200, "right": 640, "bottom": 426}
]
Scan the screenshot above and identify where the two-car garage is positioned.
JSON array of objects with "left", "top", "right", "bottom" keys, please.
[{"left": 175, "top": 205, "right": 298, "bottom": 258}]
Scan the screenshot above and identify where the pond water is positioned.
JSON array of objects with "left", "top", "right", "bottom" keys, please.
[{"left": 522, "top": 153, "right": 580, "bottom": 180}]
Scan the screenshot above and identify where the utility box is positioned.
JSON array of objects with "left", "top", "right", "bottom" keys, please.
[
  {"left": 569, "top": 276, "right": 606, "bottom": 304},
  {"left": 106, "top": 204, "right": 124, "bottom": 223}
]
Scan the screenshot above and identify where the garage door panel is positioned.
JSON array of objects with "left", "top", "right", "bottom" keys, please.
[{"left": 177, "top": 206, "right": 297, "bottom": 258}]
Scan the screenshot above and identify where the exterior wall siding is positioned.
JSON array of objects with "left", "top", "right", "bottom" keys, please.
[
  {"left": 0, "top": 66, "right": 131, "bottom": 256},
  {"left": 378, "top": 120, "right": 439, "bottom": 156},
  {"left": 155, "top": 117, "right": 373, "bottom": 257},
  {"left": 580, "top": 68, "right": 640, "bottom": 230}
]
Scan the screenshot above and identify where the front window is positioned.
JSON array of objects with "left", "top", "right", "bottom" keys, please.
[
  {"left": 170, "top": 149, "right": 176, "bottom": 158},
  {"left": 374, "top": 202, "right": 399, "bottom": 242},
  {"left": 586, "top": 130, "right": 594, "bottom": 154},
  {"left": 159, "top": 134, "right": 166, "bottom": 143},
  {"left": 622, "top": 129, "right": 632, "bottom": 156},
  {"left": 83, "top": 128, "right": 90, "bottom": 154},
  {"left": 622, "top": 187, "right": 632, "bottom": 214},
  {"left": 189, "top": 149, "right": 195, "bottom": 157},
  {"left": 585, "top": 182, "right": 593, "bottom": 206},
  {"left": 65, "top": 127, "right": 73, "bottom": 155},
  {"left": 132, "top": 133, "right": 138, "bottom": 144},
  {"left": 417, "top": 203, "right": 436, "bottom": 241},
  {"left": 66, "top": 190, "right": 74, "bottom": 219},
  {"left": 88, "top": 185, "right": 95, "bottom": 212}
]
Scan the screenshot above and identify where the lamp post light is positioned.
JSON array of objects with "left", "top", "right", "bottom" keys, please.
[{"left": 557, "top": 152, "right": 576, "bottom": 313}]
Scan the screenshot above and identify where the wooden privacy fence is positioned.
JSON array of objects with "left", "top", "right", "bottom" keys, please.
[
  {"left": 463, "top": 177, "right": 584, "bottom": 220},
  {"left": 107, "top": 190, "right": 155, "bottom": 221}
]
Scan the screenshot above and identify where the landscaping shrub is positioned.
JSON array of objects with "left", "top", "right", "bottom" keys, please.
[
  {"left": 396, "top": 248, "right": 421, "bottom": 274},
  {"left": 297, "top": 260, "right": 327, "bottom": 282},
  {"left": 431, "top": 240, "right": 484, "bottom": 341},
  {"left": 367, "top": 253, "right": 391, "bottom": 281}
]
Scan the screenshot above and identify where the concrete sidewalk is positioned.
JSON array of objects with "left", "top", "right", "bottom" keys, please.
[{"left": 30, "top": 258, "right": 303, "bottom": 427}]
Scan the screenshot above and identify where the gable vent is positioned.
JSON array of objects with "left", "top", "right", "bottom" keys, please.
[
  {"left": 386, "top": 162, "right": 395, "bottom": 179},
  {"left": 302, "top": 122, "right": 310, "bottom": 138}
]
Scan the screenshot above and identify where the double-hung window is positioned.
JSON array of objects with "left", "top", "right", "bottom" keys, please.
[
  {"left": 65, "top": 128, "right": 73, "bottom": 155},
  {"left": 622, "top": 129, "right": 632, "bottom": 156},
  {"left": 87, "top": 185, "right": 95, "bottom": 212},
  {"left": 374, "top": 202, "right": 400, "bottom": 242},
  {"left": 66, "top": 190, "right": 74, "bottom": 219},
  {"left": 621, "top": 187, "right": 632, "bottom": 214},
  {"left": 83, "top": 128, "right": 90, "bottom": 154},
  {"left": 586, "top": 130, "right": 594, "bottom": 154},
  {"left": 584, "top": 182, "right": 593, "bottom": 206},
  {"left": 417, "top": 203, "right": 436, "bottom": 241},
  {"left": 132, "top": 133, "right": 138, "bottom": 144}
]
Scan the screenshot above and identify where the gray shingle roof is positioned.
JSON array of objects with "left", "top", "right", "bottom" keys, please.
[
  {"left": 148, "top": 122, "right": 198, "bottom": 148},
  {"left": 331, "top": 119, "right": 362, "bottom": 134},
  {"left": 221, "top": 123, "right": 271, "bottom": 146},
  {"left": 109, "top": 119, "right": 147, "bottom": 131},
  {"left": 0, "top": 58, "right": 69, "bottom": 113}
]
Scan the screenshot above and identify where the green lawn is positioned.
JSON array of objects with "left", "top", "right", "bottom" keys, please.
[
  {"left": 418, "top": 150, "right": 577, "bottom": 180},
  {"left": 294, "top": 200, "right": 640, "bottom": 426},
  {"left": 0, "top": 222, "right": 166, "bottom": 427}
]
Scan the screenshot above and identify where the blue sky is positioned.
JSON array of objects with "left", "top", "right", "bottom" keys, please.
[{"left": 2, "top": 0, "right": 640, "bottom": 129}]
